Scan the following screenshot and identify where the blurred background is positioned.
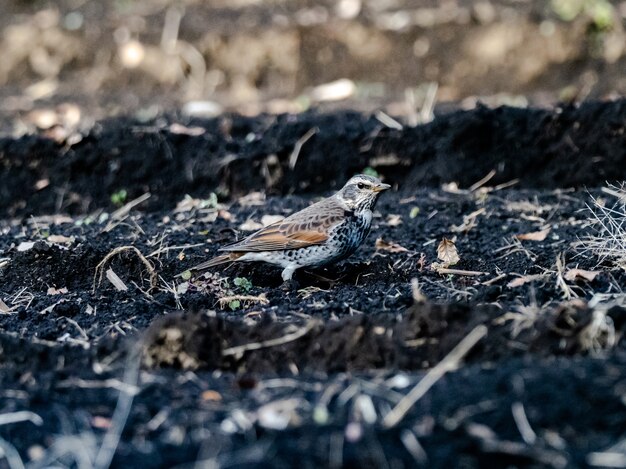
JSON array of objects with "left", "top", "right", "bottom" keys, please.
[{"left": 1, "top": 0, "right": 625, "bottom": 135}]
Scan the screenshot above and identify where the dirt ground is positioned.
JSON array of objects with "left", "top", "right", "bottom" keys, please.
[
  {"left": 1, "top": 0, "right": 626, "bottom": 467},
  {"left": 1, "top": 100, "right": 626, "bottom": 468}
]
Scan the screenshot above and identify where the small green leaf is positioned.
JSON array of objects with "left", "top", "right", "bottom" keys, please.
[
  {"left": 362, "top": 167, "right": 379, "bottom": 178},
  {"left": 205, "top": 193, "right": 218, "bottom": 209},
  {"left": 228, "top": 299, "right": 241, "bottom": 310},
  {"left": 313, "top": 405, "right": 329, "bottom": 424},
  {"left": 110, "top": 189, "right": 128, "bottom": 206},
  {"left": 409, "top": 207, "right": 420, "bottom": 219},
  {"left": 234, "top": 277, "right": 253, "bottom": 293},
  {"left": 181, "top": 270, "right": 192, "bottom": 280}
]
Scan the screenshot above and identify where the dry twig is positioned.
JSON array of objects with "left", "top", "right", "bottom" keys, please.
[
  {"left": 383, "top": 325, "right": 487, "bottom": 428},
  {"left": 222, "top": 320, "right": 319, "bottom": 357}
]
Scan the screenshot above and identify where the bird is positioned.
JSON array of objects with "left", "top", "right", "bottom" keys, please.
[{"left": 183, "top": 174, "right": 390, "bottom": 282}]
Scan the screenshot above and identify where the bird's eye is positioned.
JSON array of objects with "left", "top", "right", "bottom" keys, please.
[{"left": 357, "top": 183, "right": 365, "bottom": 189}]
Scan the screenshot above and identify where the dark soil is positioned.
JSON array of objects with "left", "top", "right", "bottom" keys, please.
[
  {"left": 1, "top": 100, "right": 625, "bottom": 219},
  {"left": 1, "top": 103, "right": 626, "bottom": 468}
]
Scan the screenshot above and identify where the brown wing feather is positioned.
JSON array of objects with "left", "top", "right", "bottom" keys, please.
[{"left": 221, "top": 197, "right": 345, "bottom": 252}]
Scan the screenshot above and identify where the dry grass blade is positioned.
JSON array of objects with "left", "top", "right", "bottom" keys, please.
[
  {"left": 578, "top": 309, "right": 616, "bottom": 354},
  {"left": 105, "top": 268, "right": 128, "bottom": 291},
  {"left": 507, "top": 274, "right": 547, "bottom": 288},
  {"left": 555, "top": 253, "right": 577, "bottom": 299},
  {"left": 516, "top": 227, "right": 550, "bottom": 241},
  {"left": 288, "top": 127, "right": 318, "bottom": 169},
  {"left": 147, "top": 242, "right": 204, "bottom": 258},
  {"left": 0, "top": 411, "right": 43, "bottom": 427},
  {"left": 383, "top": 325, "right": 487, "bottom": 428},
  {"left": 0, "top": 436, "right": 25, "bottom": 469},
  {"left": 93, "top": 342, "right": 143, "bottom": 469},
  {"left": 511, "top": 402, "right": 536, "bottom": 445},
  {"left": 433, "top": 268, "right": 487, "bottom": 276},
  {"left": 469, "top": 169, "right": 496, "bottom": 192},
  {"left": 374, "top": 110, "right": 403, "bottom": 130},
  {"left": 466, "top": 422, "right": 568, "bottom": 468},
  {"left": 102, "top": 192, "right": 151, "bottom": 233},
  {"left": 222, "top": 320, "right": 319, "bottom": 357},
  {"left": 410, "top": 278, "right": 427, "bottom": 303},
  {"left": 577, "top": 184, "right": 626, "bottom": 268},
  {"left": 587, "top": 452, "right": 626, "bottom": 467},
  {"left": 450, "top": 208, "right": 485, "bottom": 233}
]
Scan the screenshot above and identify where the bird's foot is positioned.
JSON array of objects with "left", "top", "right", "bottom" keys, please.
[{"left": 281, "top": 279, "right": 300, "bottom": 292}]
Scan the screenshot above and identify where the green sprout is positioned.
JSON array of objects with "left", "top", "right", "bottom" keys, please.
[
  {"left": 110, "top": 189, "right": 128, "bottom": 207},
  {"left": 362, "top": 167, "right": 379, "bottom": 178},
  {"left": 206, "top": 192, "right": 219, "bottom": 209},
  {"left": 234, "top": 277, "right": 253, "bottom": 293},
  {"left": 551, "top": 0, "right": 614, "bottom": 31}
]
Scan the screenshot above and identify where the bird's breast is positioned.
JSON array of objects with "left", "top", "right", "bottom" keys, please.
[{"left": 331, "top": 210, "right": 372, "bottom": 251}]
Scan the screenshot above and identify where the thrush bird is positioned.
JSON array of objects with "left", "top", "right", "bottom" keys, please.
[{"left": 184, "top": 174, "right": 390, "bottom": 282}]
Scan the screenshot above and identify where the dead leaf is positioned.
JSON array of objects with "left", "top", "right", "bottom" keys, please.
[
  {"left": 436, "top": 238, "right": 460, "bottom": 267},
  {"left": 40, "top": 300, "right": 66, "bottom": 315},
  {"left": 17, "top": 242, "right": 36, "bottom": 252},
  {"left": 218, "top": 209, "right": 233, "bottom": 221},
  {"left": 0, "top": 299, "right": 13, "bottom": 313},
  {"left": 237, "top": 192, "right": 266, "bottom": 206},
  {"left": 47, "top": 235, "right": 75, "bottom": 245},
  {"left": 47, "top": 287, "right": 68, "bottom": 295},
  {"left": 507, "top": 274, "right": 547, "bottom": 288},
  {"left": 450, "top": 208, "right": 485, "bottom": 233},
  {"left": 386, "top": 214, "right": 403, "bottom": 226},
  {"left": 174, "top": 195, "right": 220, "bottom": 213},
  {"left": 516, "top": 227, "right": 550, "bottom": 241},
  {"left": 375, "top": 238, "right": 409, "bottom": 253},
  {"left": 35, "top": 179, "right": 50, "bottom": 190},
  {"left": 201, "top": 390, "right": 223, "bottom": 401},
  {"left": 91, "top": 416, "right": 112, "bottom": 430},
  {"left": 168, "top": 123, "right": 205, "bottom": 136},
  {"left": 239, "top": 220, "right": 264, "bottom": 231},
  {"left": 564, "top": 269, "right": 600, "bottom": 282},
  {"left": 441, "top": 182, "right": 463, "bottom": 194},
  {"left": 310, "top": 78, "right": 355, "bottom": 101},
  {"left": 261, "top": 215, "right": 285, "bottom": 226}
]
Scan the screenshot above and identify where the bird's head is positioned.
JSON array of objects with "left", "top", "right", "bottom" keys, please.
[{"left": 337, "top": 174, "right": 391, "bottom": 212}]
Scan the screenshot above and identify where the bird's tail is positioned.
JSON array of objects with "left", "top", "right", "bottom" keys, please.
[{"left": 176, "top": 253, "right": 243, "bottom": 277}]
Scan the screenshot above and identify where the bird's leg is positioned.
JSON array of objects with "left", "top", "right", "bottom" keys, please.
[{"left": 281, "top": 266, "right": 297, "bottom": 281}]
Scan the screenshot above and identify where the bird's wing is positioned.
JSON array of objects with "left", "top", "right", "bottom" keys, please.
[{"left": 221, "top": 198, "right": 346, "bottom": 252}]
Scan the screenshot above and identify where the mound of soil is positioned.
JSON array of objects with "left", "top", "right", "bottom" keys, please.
[{"left": 1, "top": 100, "right": 625, "bottom": 218}]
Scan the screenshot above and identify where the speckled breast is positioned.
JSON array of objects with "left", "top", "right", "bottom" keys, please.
[{"left": 328, "top": 213, "right": 371, "bottom": 260}]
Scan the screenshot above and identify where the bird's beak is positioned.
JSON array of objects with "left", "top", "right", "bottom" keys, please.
[{"left": 373, "top": 183, "right": 391, "bottom": 193}]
